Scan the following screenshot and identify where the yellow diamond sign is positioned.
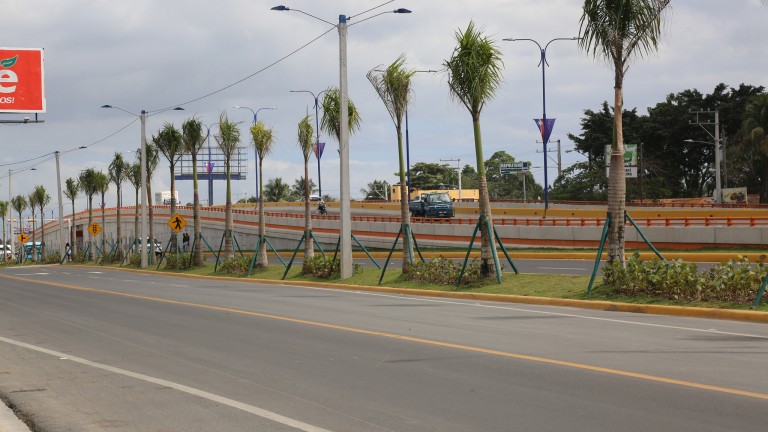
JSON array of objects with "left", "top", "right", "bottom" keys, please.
[
  {"left": 88, "top": 223, "right": 102, "bottom": 236},
  {"left": 17, "top": 233, "right": 29, "bottom": 244},
  {"left": 167, "top": 214, "right": 187, "bottom": 233}
]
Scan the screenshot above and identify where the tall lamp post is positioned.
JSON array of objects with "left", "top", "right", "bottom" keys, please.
[
  {"left": 272, "top": 3, "right": 411, "bottom": 279},
  {"left": 685, "top": 138, "right": 722, "bottom": 204},
  {"left": 101, "top": 105, "right": 184, "bottom": 268},
  {"left": 504, "top": 37, "right": 579, "bottom": 211},
  {"left": 233, "top": 106, "right": 275, "bottom": 202},
  {"left": 290, "top": 89, "right": 329, "bottom": 197}
]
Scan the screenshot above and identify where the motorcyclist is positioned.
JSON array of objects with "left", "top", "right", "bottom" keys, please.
[{"left": 317, "top": 199, "right": 327, "bottom": 215}]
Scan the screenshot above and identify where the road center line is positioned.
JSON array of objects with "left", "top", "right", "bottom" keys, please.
[
  {"left": 2, "top": 273, "right": 768, "bottom": 401},
  {"left": 0, "top": 335, "right": 334, "bottom": 432}
]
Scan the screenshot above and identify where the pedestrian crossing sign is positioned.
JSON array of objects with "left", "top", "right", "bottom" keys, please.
[{"left": 167, "top": 214, "right": 187, "bottom": 233}]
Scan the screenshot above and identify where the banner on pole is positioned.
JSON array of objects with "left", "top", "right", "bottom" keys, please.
[
  {"left": 313, "top": 142, "right": 326, "bottom": 159},
  {"left": 534, "top": 118, "right": 556, "bottom": 143}
]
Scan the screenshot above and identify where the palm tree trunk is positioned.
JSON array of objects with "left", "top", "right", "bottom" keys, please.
[
  {"left": 256, "top": 158, "right": 268, "bottom": 267},
  {"left": 100, "top": 193, "right": 106, "bottom": 260},
  {"left": 17, "top": 211, "right": 23, "bottom": 264},
  {"left": 39, "top": 207, "right": 45, "bottom": 259},
  {"left": 170, "top": 166, "right": 177, "bottom": 254},
  {"left": 397, "top": 127, "right": 413, "bottom": 273},
  {"left": 473, "top": 118, "right": 498, "bottom": 279},
  {"left": 192, "top": 154, "right": 203, "bottom": 266},
  {"left": 87, "top": 197, "right": 93, "bottom": 261},
  {"left": 148, "top": 181, "right": 155, "bottom": 263},
  {"left": 133, "top": 188, "right": 139, "bottom": 254},
  {"left": 607, "top": 83, "right": 626, "bottom": 265},
  {"left": 31, "top": 216, "right": 37, "bottom": 262},
  {"left": 224, "top": 161, "right": 234, "bottom": 259},
  {"left": 303, "top": 159, "right": 314, "bottom": 260},
  {"left": 116, "top": 186, "right": 122, "bottom": 259},
  {"left": 70, "top": 200, "right": 77, "bottom": 256}
]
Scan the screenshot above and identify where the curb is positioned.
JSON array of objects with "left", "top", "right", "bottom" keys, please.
[
  {"left": 0, "top": 399, "right": 32, "bottom": 432},
  {"left": 75, "top": 265, "right": 768, "bottom": 325}
]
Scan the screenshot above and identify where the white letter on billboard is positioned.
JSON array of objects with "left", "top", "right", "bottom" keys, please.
[{"left": 0, "top": 70, "right": 18, "bottom": 93}]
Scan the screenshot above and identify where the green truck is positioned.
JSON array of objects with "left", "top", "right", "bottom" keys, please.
[{"left": 409, "top": 192, "right": 455, "bottom": 218}]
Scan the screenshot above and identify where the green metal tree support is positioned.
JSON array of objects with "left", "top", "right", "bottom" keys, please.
[
  {"left": 378, "top": 224, "right": 424, "bottom": 285},
  {"left": 280, "top": 230, "right": 327, "bottom": 279},
  {"left": 456, "top": 215, "right": 518, "bottom": 286}
]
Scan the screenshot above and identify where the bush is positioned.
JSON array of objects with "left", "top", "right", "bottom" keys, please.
[
  {"left": 71, "top": 251, "right": 88, "bottom": 263},
  {"left": 218, "top": 256, "right": 251, "bottom": 275},
  {"left": 406, "top": 257, "right": 482, "bottom": 287},
  {"left": 127, "top": 253, "right": 141, "bottom": 268},
  {"left": 44, "top": 252, "right": 61, "bottom": 264},
  {"left": 165, "top": 252, "right": 192, "bottom": 270},
  {"left": 302, "top": 255, "right": 339, "bottom": 278},
  {"left": 602, "top": 253, "right": 768, "bottom": 304}
]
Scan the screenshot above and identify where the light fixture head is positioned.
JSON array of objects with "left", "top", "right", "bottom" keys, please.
[
  {"left": 271, "top": 5, "right": 289, "bottom": 11},
  {"left": 101, "top": 104, "right": 112, "bottom": 108},
  {"left": 394, "top": 8, "right": 411, "bottom": 13}
]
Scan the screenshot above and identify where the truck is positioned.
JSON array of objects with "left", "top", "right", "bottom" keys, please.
[{"left": 409, "top": 192, "right": 455, "bottom": 218}]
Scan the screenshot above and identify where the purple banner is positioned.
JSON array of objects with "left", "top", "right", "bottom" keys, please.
[{"left": 313, "top": 142, "right": 326, "bottom": 159}]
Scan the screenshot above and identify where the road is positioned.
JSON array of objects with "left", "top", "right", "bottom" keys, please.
[{"left": 0, "top": 266, "right": 766, "bottom": 431}]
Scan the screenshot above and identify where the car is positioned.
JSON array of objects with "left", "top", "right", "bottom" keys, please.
[
  {"left": 309, "top": 195, "right": 322, "bottom": 202},
  {"left": 0, "top": 245, "right": 12, "bottom": 260},
  {"left": 130, "top": 238, "right": 163, "bottom": 257}
]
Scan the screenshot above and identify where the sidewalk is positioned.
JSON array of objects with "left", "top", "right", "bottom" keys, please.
[{"left": 0, "top": 400, "right": 31, "bottom": 432}]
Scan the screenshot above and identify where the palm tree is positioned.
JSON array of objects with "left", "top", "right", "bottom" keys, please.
[
  {"left": 125, "top": 159, "right": 141, "bottom": 252},
  {"left": 263, "top": 178, "right": 291, "bottom": 202},
  {"left": 27, "top": 191, "right": 39, "bottom": 262},
  {"left": 144, "top": 141, "right": 160, "bottom": 262},
  {"left": 94, "top": 171, "right": 110, "bottom": 260},
  {"left": 0, "top": 200, "right": 7, "bottom": 261},
  {"left": 444, "top": 21, "right": 504, "bottom": 279},
  {"left": 10, "top": 195, "right": 27, "bottom": 263},
  {"left": 738, "top": 94, "right": 768, "bottom": 201},
  {"left": 579, "top": 0, "right": 670, "bottom": 264},
  {"left": 250, "top": 120, "right": 274, "bottom": 267},
  {"left": 320, "top": 87, "right": 361, "bottom": 145},
  {"left": 31, "top": 185, "right": 51, "bottom": 259},
  {"left": 109, "top": 152, "right": 129, "bottom": 258},
  {"left": 290, "top": 176, "right": 317, "bottom": 201},
  {"left": 297, "top": 115, "right": 315, "bottom": 260},
  {"left": 64, "top": 178, "right": 79, "bottom": 256},
  {"left": 215, "top": 112, "right": 241, "bottom": 260},
  {"left": 78, "top": 168, "right": 99, "bottom": 261},
  {"left": 367, "top": 54, "right": 417, "bottom": 273},
  {"left": 182, "top": 116, "right": 207, "bottom": 266},
  {"left": 153, "top": 122, "right": 184, "bottom": 253},
  {"left": 360, "top": 180, "right": 390, "bottom": 200}
]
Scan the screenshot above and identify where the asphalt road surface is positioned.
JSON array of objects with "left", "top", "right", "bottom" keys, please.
[{"left": 0, "top": 266, "right": 766, "bottom": 431}]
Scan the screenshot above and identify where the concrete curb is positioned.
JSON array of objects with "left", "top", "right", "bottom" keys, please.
[
  {"left": 0, "top": 399, "right": 32, "bottom": 432},
  {"left": 76, "top": 265, "right": 768, "bottom": 325}
]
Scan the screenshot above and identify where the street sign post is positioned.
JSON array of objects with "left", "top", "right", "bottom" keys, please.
[
  {"left": 167, "top": 214, "right": 187, "bottom": 233},
  {"left": 500, "top": 162, "right": 530, "bottom": 175}
]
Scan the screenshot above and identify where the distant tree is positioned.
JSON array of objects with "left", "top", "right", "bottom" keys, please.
[
  {"left": 125, "top": 160, "right": 141, "bottom": 250},
  {"left": 296, "top": 115, "right": 315, "bottom": 260},
  {"left": 250, "top": 120, "right": 275, "bottom": 268},
  {"left": 31, "top": 185, "right": 50, "bottom": 258},
  {"left": 181, "top": 116, "right": 207, "bottom": 266},
  {"left": 94, "top": 171, "right": 110, "bottom": 260},
  {"left": 10, "top": 196, "right": 27, "bottom": 263},
  {"left": 153, "top": 122, "right": 184, "bottom": 253},
  {"left": 404, "top": 162, "right": 455, "bottom": 191},
  {"left": 215, "top": 112, "right": 242, "bottom": 260},
  {"left": 64, "top": 178, "right": 80, "bottom": 255},
  {"left": 290, "top": 176, "right": 317, "bottom": 201},
  {"left": 108, "top": 152, "right": 129, "bottom": 258},
  {"left": 78, "top": 168, "right": 99, "bottom": 261},
  {"left": 264, "top": 178, "right": 291, "bottom": 202},
  {"left": 27, "top": 191, "right": 39, "bottom": 262},
  {"left": 361, "top": 180, "right": 390, "bottom": 200},
  {"left": 737, "top": 94, "right": 768, "bottom": 201}
]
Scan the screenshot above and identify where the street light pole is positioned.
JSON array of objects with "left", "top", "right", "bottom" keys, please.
[
  {"left": 273, "top": 4, "right": 411, "bottom": 279},
  {"left": 290, "top": 89, "right": 329, "bottom": 197},
  {"left": 55, "top": 151, "right": 65, "bottom": 261},
  {"left": 504, "top": 37, "right": 579, "bottom": 211}
]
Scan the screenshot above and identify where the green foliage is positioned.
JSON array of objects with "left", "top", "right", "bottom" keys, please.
[
  {"left": 44, "top": 252, "right": 61, "bottom": 264},
  {"left": 406, "top": 257, "right": 482, "bottom": 287},
  {"left": 302, "top": 255, "right": 339, "bottom": 279},
  {"left": 264, "top": 177, "right": 292, "bottom": 202},
  {"left": 218, "top": 256, "right": 250, "bottom": 274},
  {"left": 128, "top": 253, "right": 141, "bottom": 268},
  {"left": 71, "top": 251, "right": 88, "bottom": 263},
  {"left": 603, "top": 254, "right": 768, "bottom": 303},
  {"left": 165, "top": 252, "right": 191, "bottom": 270}
]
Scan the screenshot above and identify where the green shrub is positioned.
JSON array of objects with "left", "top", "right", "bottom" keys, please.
[
  {"left": 128, "top": 253, "right": 141, "bottom": 268},
  {"left": 218, "top": 256, "right": 251, "bottom": 275},
  {"left": 406, "top": 257, "right": 482, "bottom": 287},
  {"left": 302, "top": 255, "right": 339, "bottom": 278},
  {"left": 165, "top": 252, "right": 192, "bottom": 270},
  {"left": 71, "top": 251, "right": 88, "bottom": 263},
  {"left": 603, "top": 253, "right": 768, "bottom": 304},
  {"left": 44, "top": 252, "right": 61, "bottom": 264}
]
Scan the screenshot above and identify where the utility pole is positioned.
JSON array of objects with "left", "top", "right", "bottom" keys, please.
[
  {"left": 689, "top": 109, "right": 722, "bottom": 204},
  {"left": 536, "top": 139, "right": 561, "bottom": 177},
  {"left": 440, "top": 158, "right": 462, "bottom": 200}
]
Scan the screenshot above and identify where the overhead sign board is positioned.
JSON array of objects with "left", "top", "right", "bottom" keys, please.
[
  {"left": 500, "top": 161, "right": 529, "bottom": 175},
  {"left": 605, "top": 144, "right": 638, "bottom": 178},
  {"left": 0, "top": 48, "right": 46, "bottom": 113}
]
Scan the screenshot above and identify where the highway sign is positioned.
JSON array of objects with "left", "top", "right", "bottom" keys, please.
[
  {"left": 87, "top": 223, "right": 102, "bottom": 236},
  {"left": 17, "top": 233, "right": 28, "bottom": 244},
  {"left": 167, "top": 214, "right": 187, "bottom": 233},
  {"left": 500, "top": 161, "right": 529, "bottom": 175}
]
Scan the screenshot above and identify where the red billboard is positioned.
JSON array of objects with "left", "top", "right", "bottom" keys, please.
[{"left": 0, "top": 48, "right": 46, "bottom": 113}]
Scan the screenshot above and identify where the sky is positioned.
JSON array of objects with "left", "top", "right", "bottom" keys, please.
[{"left": 1, "top": 0, "right": 767, "bottom": 216}]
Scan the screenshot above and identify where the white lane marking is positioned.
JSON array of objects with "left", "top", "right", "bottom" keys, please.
[
  {"left": 0, "top": 335, "right": 333, "bottom": 432},
  {"left": 282, "top": 284, "right": 768, "bottom": 340},
  {"left": 87, "top": 271, "right": 103, "bottom": 274},
  {"left": 537, "top": 267, "right": 586, "bottom": 271}
]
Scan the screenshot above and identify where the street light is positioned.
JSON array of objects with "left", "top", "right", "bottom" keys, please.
[
  {"left": 233, "top": 106, "right": 275, "bottom": 202},
  {"left": 290, "top": 89, "right": 329, "bottom": 197},
  {"left": 101, "top": 104, "right": 184, "bottom": 268},
  {"left": 272, "top": 3, "right": 411, "bottom": 279},
  {"left": 685, "top": 138, "right": 722, "bottom": 204},
  {"left": 504, "top": 37, "right": 579, "bottom": 211}
]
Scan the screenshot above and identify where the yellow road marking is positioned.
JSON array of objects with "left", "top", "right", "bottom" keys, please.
[{"left": 3, "top": 272, "right": 768, "bottom": 401}]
